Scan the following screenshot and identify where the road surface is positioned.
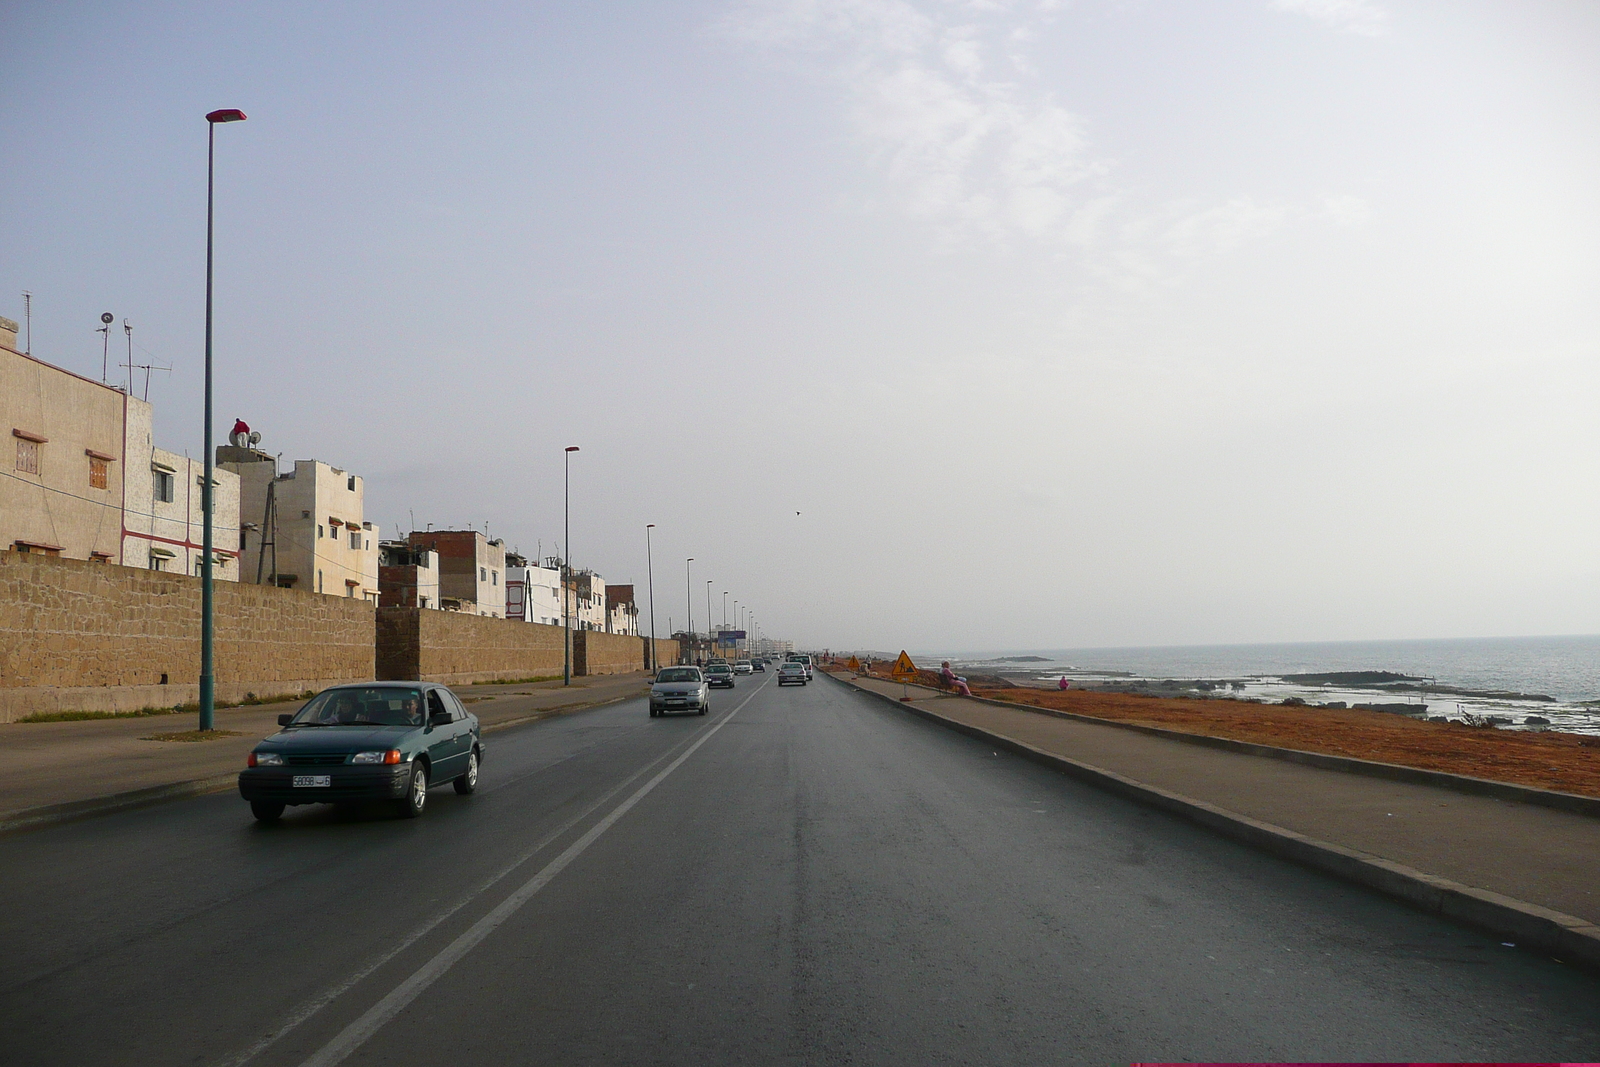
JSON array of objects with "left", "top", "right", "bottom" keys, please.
[{"left": 1, "top": 671, "right": 1595, "bottom": 1065}]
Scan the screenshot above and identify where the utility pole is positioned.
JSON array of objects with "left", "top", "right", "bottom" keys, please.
[{"left": 645, "top": 524, "right": 658, "bottom": 673}]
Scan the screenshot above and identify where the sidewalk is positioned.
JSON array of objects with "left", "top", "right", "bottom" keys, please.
[
  {"left": 0, "top": 673, "right": 653, "bottom": 830},
  {"left": 832, "top": 671, "right": 1600, "bottom": 967}
]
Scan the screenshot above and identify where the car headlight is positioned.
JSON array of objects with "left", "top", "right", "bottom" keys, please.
[
  {"left": 249, "top": 751, "right": 284, "bottom": 767},
  {"left": 352, "top": 749, "right": 403, "bottom": 764}
]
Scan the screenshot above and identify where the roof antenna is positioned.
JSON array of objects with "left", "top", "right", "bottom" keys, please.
[
  {"left": 22, "top": 291, "right": 31, "bottom": 355},
  {"left": 98, "top": 312, "right": 113, "bottom": 381}
]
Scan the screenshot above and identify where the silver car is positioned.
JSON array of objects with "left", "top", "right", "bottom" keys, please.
[
  {"left": 777, "top": 661, "right": 807, "bottom": 686},
  {"left": 650, "top": 666, "right": 710, "bottom": 717}
]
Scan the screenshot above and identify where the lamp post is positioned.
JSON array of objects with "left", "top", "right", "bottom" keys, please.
[
  {"left": 706, "top": 580, "right": 713, "bottom": 658},
  {"left": 685, "top": 558, "right": 694, "bottom": 664},
  {"left": 199, "top": 107, "right": 246, "bottom": 733},
  {"left": 733, "top": 599, "right": 739, "bottom": 656},
  {"left": 563, "top": 445, "right": 579, "bottom": 685},
  {"left": 645, "top": 524, "right": 658, "bottom": 673}
]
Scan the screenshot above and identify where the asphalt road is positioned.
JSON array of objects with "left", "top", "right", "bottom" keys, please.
[{"left": 1, "top": 671, "right": 1596, "bottom": 1066}]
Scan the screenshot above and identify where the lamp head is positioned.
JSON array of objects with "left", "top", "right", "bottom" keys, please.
[
  {"left": 565, "top": 446, "right": 580, "bottom": 453},
  {"left": 206, "top": 109, "right": 247, "bottom": 123}
]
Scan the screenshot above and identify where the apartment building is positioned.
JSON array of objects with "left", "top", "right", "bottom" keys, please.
[
  {"left": 378, "top": 541, "right": 440, "bottom": 608},
  {"left": 3, "top": 316, "right": 239, "bottom": 576},
  {"left": 605, "top": 584, "right": 640, "bottom": 636},
  {"left": 505, "top": 552, "right": 561, "bottom": 625},
  {"left": 563, "top": 568, "right": 607, "bottom": 631},
  {"left": 218, "top": 449, "right": 379, "bottom": 599},
  {"left": 405, "top": 530, "right": 505, "bottom": 616}
]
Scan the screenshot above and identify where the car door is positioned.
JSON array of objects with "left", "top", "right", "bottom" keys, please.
[
  {"left": 424, "top": 688, "right": 463, "bottom": 781},
  {"left": 440, "top": 688, "right": 475, "bottom": 767}
]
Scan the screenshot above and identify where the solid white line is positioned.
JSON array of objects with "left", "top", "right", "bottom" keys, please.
[{"left": 295, "top": 678, "right": 767, "bottom": 1067}]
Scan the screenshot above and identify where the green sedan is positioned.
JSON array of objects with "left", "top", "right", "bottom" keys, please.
[{"left": 238, "top": 682, "right": 482, "bottom": 823}]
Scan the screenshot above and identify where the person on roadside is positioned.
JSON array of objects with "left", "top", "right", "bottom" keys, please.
[
  {"left": 940, "top": 661, "right": 972, "bottom": 697},
  {"left": 1058, "top": 676, "right": 1071, "bottom": 691}
]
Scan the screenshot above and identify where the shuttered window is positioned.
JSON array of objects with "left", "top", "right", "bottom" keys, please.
[
  {"left": 89, "top": 457, "right": 108, "bottom": 489},
  {"left": 15, "top": 437, "right": 39, "bottom": 474}
]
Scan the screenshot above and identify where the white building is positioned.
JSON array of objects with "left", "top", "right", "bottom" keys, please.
[
  {"left": 506, "top": 552, "right": 561, "bottom": 625},
  {"left": 218, "top": 449, "right": 379, "bottom": 600}
]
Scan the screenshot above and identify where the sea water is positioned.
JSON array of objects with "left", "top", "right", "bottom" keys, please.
[{"left": 938, "top": 634, "right": 1600, "bottom": 736}]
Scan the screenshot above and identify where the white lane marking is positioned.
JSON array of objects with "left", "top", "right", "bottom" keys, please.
[
  {"left": 223, "top": 683, "right": 761, "bottom": 1067},
  {"left": 294, "top": 677, "right": 769, "bottom": 1067}
]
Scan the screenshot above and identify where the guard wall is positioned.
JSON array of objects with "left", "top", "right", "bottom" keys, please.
[
  {"left": 0, "top": 551, "right": 374, "bottom": 721},
  {"left": 377, "top": 607, "right": 567, "bottom": 684}
]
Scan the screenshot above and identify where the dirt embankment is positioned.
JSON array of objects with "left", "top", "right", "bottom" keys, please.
[{"left": 845, "top": 661, "right": 1600, "bottom": 798}]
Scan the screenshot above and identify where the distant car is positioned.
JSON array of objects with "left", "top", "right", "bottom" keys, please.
[
  {"left": 706, "top": 663, "right": 736, "bottom": 688},
  {"left": 752, "top": 660, "right": 765, "bottom": 672},
  {"left": 237, "top": 682, "right": 482, "bottom": 823},
  {"left": 734, "top": 660, "right": 753, "bottom": 675},
  {"left": 650, "top": 666, "right": 709, "bottom": 717},
  {"left": 777, "top": 661, "right": 808, "bottom": 686}
]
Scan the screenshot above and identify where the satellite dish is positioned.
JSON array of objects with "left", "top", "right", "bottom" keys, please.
[
  {"left": 247, "top": 431, "right": 261, "bottom": 446},
  {"left": 100, "top": 312, "right": 114, "bottom": 324}
]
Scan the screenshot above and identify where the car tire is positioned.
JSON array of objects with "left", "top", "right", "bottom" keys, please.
[
  {"left": 453, "top": 749, "right": 479, "bottom": 795},
  {"left": 396, "top": 763, "right": 428, "bottom": 819},
  {"left": 250, "top": 800, "right": 285, "bottom": 823}
]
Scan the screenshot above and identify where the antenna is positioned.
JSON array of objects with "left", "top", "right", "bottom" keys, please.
[
  {"left": 122, "top": 319, "right": 134, "bottom": 393},
  {"left": 22, "top": 292, "right": 31, "bottom": 355},
  {"left": 98, "top": 312, "right": 113, "bottom": 382}
]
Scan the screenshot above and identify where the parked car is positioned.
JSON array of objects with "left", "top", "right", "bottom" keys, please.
[
  {"left": 734, "top": 660, "right": 754, "bottom": 675},
  {"left": 706, "top": 663, "right": 736, "bottom": 688},
  {"left": 651, "top": 666, "right": 710, "bottom": 717},
  {"left": 237, "top": 682, "right": 481, "bottom": 823},
  {"left": 777, "top": 661, "right": 808, "bottom": 686}
]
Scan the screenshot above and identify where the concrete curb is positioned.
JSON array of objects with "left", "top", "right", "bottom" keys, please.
[
  {"left": 865, "top": 676, "right": 1600, "bottom": 819},
  {"left": 828, "top": 672, "right": 1600, "bottom": 974},
  {"left": 0, "top": 774, "right": 238, "bottom": 836},
  {"left": 0, "top": 688, "right": 647, "bottom": 837}
]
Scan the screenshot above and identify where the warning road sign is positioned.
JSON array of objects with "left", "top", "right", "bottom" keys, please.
[
  {"left": 891, "top": 650, "right": 917, "bottom": 680},
  {"left": 846, "top": 655, "right": 861, "bottom": 672}
]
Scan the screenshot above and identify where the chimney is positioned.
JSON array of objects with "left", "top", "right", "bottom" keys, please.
[{"left": 0, "top": 316, "right": 17, "bottom": 352}]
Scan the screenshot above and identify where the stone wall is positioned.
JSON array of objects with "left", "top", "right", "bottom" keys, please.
[
  {"left": 0, "top": 551, "right": 374, "bottom": 721},
  {"left": 575, "top": 629, "right": 653, "bottom": 677},
  {"left": 377, "top": 607, "right": 568, "bottom": 684}
]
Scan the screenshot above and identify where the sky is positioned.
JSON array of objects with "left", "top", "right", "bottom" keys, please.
[{"left": 3, "top": 0, "right": 1599, "bottom": 653}]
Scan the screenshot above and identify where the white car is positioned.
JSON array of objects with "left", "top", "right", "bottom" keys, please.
[
  {"left": 734, "top": 660, "right": 754, "bottom": 675},
  {"left": 777, "top": 661, "right": 808, "bottom": 686},
  {"left": 650, "top": 666, "right": 710, "bottom": 717}
]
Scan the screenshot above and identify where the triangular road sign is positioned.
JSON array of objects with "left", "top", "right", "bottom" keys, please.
[
  {"left": 891, "top": 650, "right": 917, "bottom": 680},
  {"left": 846, "top": 655, "right": 862, "bottom": 672}
]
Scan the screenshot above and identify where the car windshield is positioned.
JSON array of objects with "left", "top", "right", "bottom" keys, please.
[
  {"left": 291, "top": 686, "right": 425, "bottom": 727},
  {"left": 707, "top": 665, "right": 732, "bottom": 674},
  {"left": 656, "top": 668, "right": 701, "bottom": 683}
]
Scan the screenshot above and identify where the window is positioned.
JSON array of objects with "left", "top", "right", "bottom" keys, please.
[
  {"left": 153, "top": 470, "right": 175, "bottom": 503},
  {"left": 195, "top": 557, "right": 204, "bottom": 576},
  {"left": 347, "top": 475, "right": 356, "bottom": 491},
  {"left": 89, "top": 457, "right": 108, "bottom": 490},
  {"left": 318, "top": 569, "right": 324, "bottom": 593},
  {"left": 318, "top": 525, "right": 324, "bottom": 539},
  {"left": 480, "top": 567, "right": 487, "bottom": 582},
  {"left": 14, "top": 437, "right": 40, "bottom": 475},
  {"left": 350, "top": 530, "right": 360, "bottom": 550},
  {"left": 149, "top": 557, "right": 165, "bottom": 571},
  {"left": 492, "top": 570, "right": 498, "bottom": 586}
]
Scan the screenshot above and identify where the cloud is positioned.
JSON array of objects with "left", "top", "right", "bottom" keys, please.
[{"left": 1267, "top": 0, "right": 1389, "bottom": 37}]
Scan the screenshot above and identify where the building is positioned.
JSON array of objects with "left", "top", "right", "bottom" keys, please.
[
  {"left": 3, "top": 316, "right": 239, "bottom": 576},
  {"left": 563, "top": 568, "right": 607, "bottom": 631},
  {"left": 505, "top": 552, "right": 561, "bottom": 625},
  {"left": 378, "top": 541, "right": 440, "bottom": 608},
  {"left": 605, "top": 584, "right": 640, "bottom": 636},
  {"left": 217, "top": 449, "right": 379, "bottom": 599},
  {"left": 405, "top": 530, "right": 505, "bottom": 616}
]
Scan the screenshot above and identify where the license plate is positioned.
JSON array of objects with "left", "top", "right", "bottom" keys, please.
[
  {"left": 293, "top": 775, "right": 331, "bottom": 788},
  {"left": 667, "top": 699, "right": 686, "bottom": 705}
]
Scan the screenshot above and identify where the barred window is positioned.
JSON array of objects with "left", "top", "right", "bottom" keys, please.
[
  {"left": 15, "top": 437, "right": 40, "bottom": 474},
  {"left": 89, "top": 457, "right": 108, "bottom": 490}
]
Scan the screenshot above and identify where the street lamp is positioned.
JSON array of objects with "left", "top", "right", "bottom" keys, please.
[
  {"left": 706, "top": 580, "right": 713, "bottom": 658},
  {"left": 199, "top": 106, "right": 246, "bottom": 734},
  {"left": 645, "top": 524, "right": 657, "bottom": 673},
  {"left": 563, "top": 445, "right": 579, "bottom": 685},
  {"left": 685, "top": 558, "right": 694, "bottom": 664}
]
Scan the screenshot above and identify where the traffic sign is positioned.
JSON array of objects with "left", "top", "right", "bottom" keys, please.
[
  {"left": 891, "top": 651, "right": 916, "bottom": 680},
  {"left": 846, "top": 655, "right": 861, "bottom": 672}
]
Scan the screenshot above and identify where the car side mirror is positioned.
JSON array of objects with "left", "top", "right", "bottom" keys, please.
[
  {"left": 278, "top": 713, "right": 293, "bottom": 726},
  {"left": 429, "top": 711, "right": 451, "bottom": 726}
]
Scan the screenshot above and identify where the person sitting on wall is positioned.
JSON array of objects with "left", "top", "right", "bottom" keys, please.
[{"left": 939, "top": 661, "right": 972, "bottom": 697}]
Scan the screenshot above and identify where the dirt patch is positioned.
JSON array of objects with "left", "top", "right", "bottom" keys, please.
[
  {"left": 847, "top": 662, "right": 1600, "bottom": 798},
  {"left": 140, "top": 730, "right": 245, "bottom": 743}
]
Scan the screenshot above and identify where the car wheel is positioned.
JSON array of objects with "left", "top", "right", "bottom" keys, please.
[
  {"left": 397, "top": 763, "right": 428, "bottom": 819},
  {"left": 453, "top": 749, "right": 479, "bottom": 795},
  {"left": 250, "top": 800, "right": 285, "bottom": 823}
]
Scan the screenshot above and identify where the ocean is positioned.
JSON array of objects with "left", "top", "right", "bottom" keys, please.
[{"left": 931, "top": 634, "right": 1600, "bottom": 736}]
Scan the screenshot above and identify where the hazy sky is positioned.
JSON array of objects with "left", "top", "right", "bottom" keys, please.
[{"left": 4, "top": 0, "right": 1598, "bottom": 652}]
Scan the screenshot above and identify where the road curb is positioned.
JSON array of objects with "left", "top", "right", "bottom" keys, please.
[
  {"left": 827, "top": 672, "right": 1600, "bottom": 974},
  {"left": 0, "top": 773, "right": 238, "bottom": 837},
  {"left": 862, "top": 676, "right": 1600, "bottom": 819},
  {"left": 0, "top": 689, "right": 647, "bottom": 837}
]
